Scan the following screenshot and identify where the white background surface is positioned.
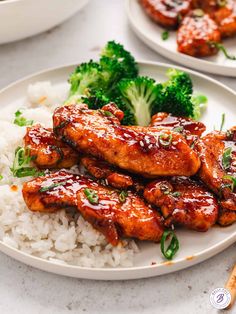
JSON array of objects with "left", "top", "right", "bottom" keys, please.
[{"left": 0, "top": 0, "right": 235, "bottom": 313}]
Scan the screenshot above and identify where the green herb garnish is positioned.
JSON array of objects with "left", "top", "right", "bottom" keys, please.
[
  {"left": 223, "top": 175, "right": 236, "bottom": 191},
  {"left": 222, "top": 147, "right": 232, "bottom": 170},
  {"left": 163, "top": 190, "right": 181, "bottom": 197},
  {"left": 11, "top": 146, "right": 39, "bottom": 178},
  {"left": 39, "top": 182, "right": 67, "bottom": 193},
  {"left": 172, "top": 192, "right": 181, "bottom": 197},
  {"left": 209, "top": 42, "right": 236, "bottom": 60},
  {"left": 84, "top": 188, "right": 99, "bottom": 205},
  {"left": 14, "top": 110, "right": 33, "bottom": 127},
  {"left": 172, "top": 126, "right": 184, "bottom": 133},
  {"left": 119, "top": 190, "right": 128, "bottom": 203},
  {"left": 159, "top": 134, "right": 172, "bottom": 147},
  {"left": 220, "top": 113, "right": 225, "bottom": 132},
  {"left": 161, "top": 230, "right": 179, "bottom": 260},
  {"left": 98, "top": 109, "right": 115, "bottom": 117},
  {"left": 162, "top": 30, "right": 169, "bottom": 41},
  {"left": 0, "top": 174, "right": 3, "bottom": 180}
]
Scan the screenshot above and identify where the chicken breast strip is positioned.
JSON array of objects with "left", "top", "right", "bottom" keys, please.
[
  {"left": 53, "top": 104, "right": 201, "bottom": 177},
  {"left": 144, "top": 176, "right": 219, "bottom": 232},
  {"left": 24, "top": 124, "right": 78, "bottom": 169},
  {"left": 196, "top": 127, "right": 236, "bottom": 226},
  {"left": 22, "top": 171, "right": 164, "bottom": 245}
]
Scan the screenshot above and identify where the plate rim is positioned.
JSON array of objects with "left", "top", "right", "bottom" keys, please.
[
  {"left": 126, "top": 0, "right": 236, "bottom": 77},
  {"left": 0, "top": 61, "right": 235, "bottom": 280}
]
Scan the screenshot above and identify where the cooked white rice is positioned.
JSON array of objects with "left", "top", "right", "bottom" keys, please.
[{"left": 0, "top": 81, "right": 139, "bottom": 268}]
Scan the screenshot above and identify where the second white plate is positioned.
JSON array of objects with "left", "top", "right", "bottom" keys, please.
[{"left": 126, "top": 0, "right": 236, "bottom": 77}]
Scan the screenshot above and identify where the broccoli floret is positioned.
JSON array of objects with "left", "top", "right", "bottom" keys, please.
[
  {"left": 82, "top": 89, "right": 110, "bottom": 109},
  {"left": 118, "top": 77, "right": 161, "bottom": 126},
  {"left": 152, "top": 69, "right": 207, "bottom": 120},
  {"left": 99, "top": 57, "right": 127, "bottom": 97},
  {"left": 68, "top": 61, "right": 103, "bottom": 97},
  {"left": 165, "top": 68, "right": 193, "bottom": 95},
  {"left": 101, "top": 41, "right": 138, "bottom": 79},
  {"left": 191, "top": 94, "right": 208, "bottom": 120},
  {"left": 66, "top": 41, "right": 138, "bottom": 104}
]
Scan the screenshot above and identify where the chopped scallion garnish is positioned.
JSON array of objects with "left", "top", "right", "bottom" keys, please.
[
  {"left": 223, "top": 175, "right": 236, "bottom": 191},
  {"left": 39, "top": 182, "right": 67, "bottom": 193},
  {"left": 14, "top": 110, "right": 33, "bottom": 127},
  {"left": 161, "top": 30, "right": 169, "bottom": 41},
  {"left": 10, "top": 146, "right": 39, "bottom": 178},
  {"left": 220, "top": 113, "right": 225, "bottom": 132},
  {"left": 172, "top": 126, "right": 184, "bottom": 133},
  {"left": 161, "top": 230, "right": 179, "bottom": 260},
  {"left": 222, "top": 147, "right": 232, "bottom": 170},
  {"left": 209, "top": 42, "right": 236, "bottom": 60},
  {"left": 84, "top": 188, "right": 99, "bottom": 205},
  {"left": 119, "top": 190, "right": 128, "bottom": 203},
  {"left": 159, "top": 134, "right": 172, "bottom": 147}
]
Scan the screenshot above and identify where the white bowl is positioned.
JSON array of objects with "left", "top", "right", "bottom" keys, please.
[{"left": 0, "top": 0, "right": 89, "bottom": 44}]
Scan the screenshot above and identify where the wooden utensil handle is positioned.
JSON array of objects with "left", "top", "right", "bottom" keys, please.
[{"left": 225, "top": 264, "right": 236, "bottom": 309}]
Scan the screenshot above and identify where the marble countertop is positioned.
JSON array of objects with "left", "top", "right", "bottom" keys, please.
[{"left": 0, "top": 1, "right": 235, "bottom": 313}]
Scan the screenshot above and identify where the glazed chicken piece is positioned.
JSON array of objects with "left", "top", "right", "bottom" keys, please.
[
  {"left": 177, "top": 10, "right": 221, "bottom": 57},
  {"left": 81, "top": 156, "right": 134, "bottom": 189},
  {"left": 140, "top": 0, "right": 192, "bottom": 29},
  {"left": 53, "top": 103, "right": 200, "bottom": 177},
  {"left": 192, "top": 0, "right": 219, "bottom": 15},
  {"left": 24, "top": 124, "right": 78, "bottom": 169},
  {"left": 218, "top": 207, "right": 236, "bottom": 226},
  {"left": 196, "top": 127, "right": 236, "bottom": 226},
  {"left": 22, "top": 171, "right": 90, "bottom": 212},
  {"left": 150, "top": 112, "right": 206, "bottom": 146},
  {"left": 22, "top": 171, "right": 164, "bottom": 245},
  {"left": 213, "top": 1, "right": 236, "bottom": 38},
  {"left": 144, "top": 176, "right": 219, "bottom": 231}
]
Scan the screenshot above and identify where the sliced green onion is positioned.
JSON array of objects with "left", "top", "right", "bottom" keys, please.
[
  {"left": 161, "top": 230, "right": 179, "bottom": 260},
  {"left": 84, "top": 188, "right": 99, "bottom": 205},
  {"left": 220, "top": 113, "right": 225, "bottom": 132},
  {"left": 13, "top": 110, "right": 33, "bottom": 127},
  {"left": 161, "top": 30, "right": 169, "bottom": 41},
  {"left": 172, "top": 126, "right": 184, "bottom": 133},
  {"left": 172, "top": 192, "right": 181, "bottom": 197},
  {"left": 159, "top": 134, "right": 172, "bottom": 147},
  {"left": 10, "top": 146, "right": 39, "bottom": 178},
  {"left": 163, "top": 190, "right": 181, "bottom": 197},
  {"left": 222, "top": 147, "right": 232, "bottom": 170},
  {"left": 119, "top": 190, "right": 128, "bottom": 203},
  {"left": 98, "top": 110, "right": 115, "bottom": 117},
  {"left": 209, "top": 42, "right": 236, "bottom": 60},
  {"left": 39, "top": 181, "right": 67, "bottom": 193},
  {"left": 223, "top": 175, "right": 236, "bottom": 191}
]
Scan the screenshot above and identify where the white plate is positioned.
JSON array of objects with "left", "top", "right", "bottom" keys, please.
[
  {"left": 126, "top": 0, "right": 236, "bottom": 77},
  {"left": 0, "top": 0, "right": 89, "bottom": 44},
  {"left": 0, "top": 62, "right": 235, "bottom": 280}
]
